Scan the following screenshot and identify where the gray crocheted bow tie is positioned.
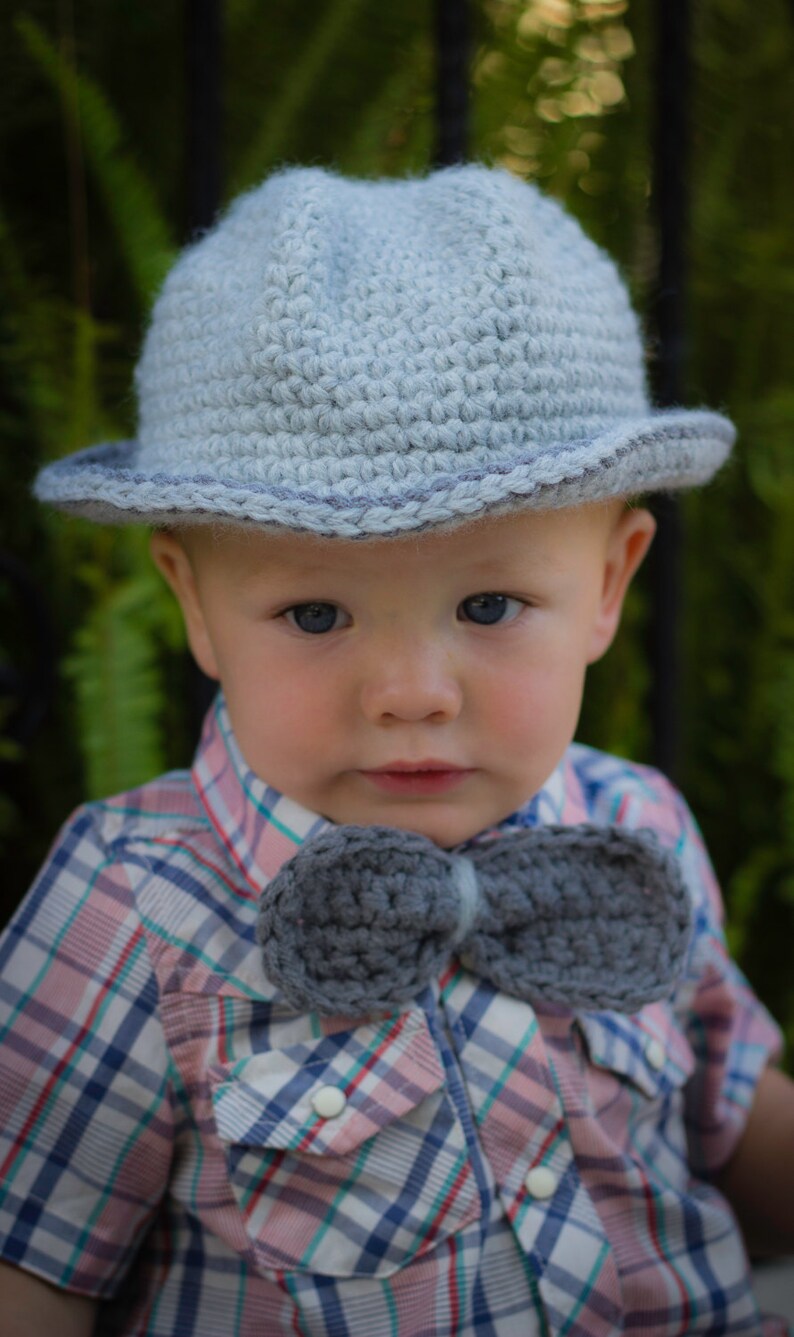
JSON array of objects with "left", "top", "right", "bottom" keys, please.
[{"left": 256, "top": 823, "right": 693, "bottom": 1016}]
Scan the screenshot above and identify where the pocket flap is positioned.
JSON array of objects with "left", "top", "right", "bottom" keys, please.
[
  {"left": 577, "top": 1004, "right": 695, "bottom": 1099},
  {"left": 209, "top": 1009, "right": 446, "bottom": 1157}
]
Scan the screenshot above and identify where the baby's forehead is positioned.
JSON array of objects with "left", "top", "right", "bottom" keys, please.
[{"left": 172, "top": 501, "right": 622, "bottom": 582}]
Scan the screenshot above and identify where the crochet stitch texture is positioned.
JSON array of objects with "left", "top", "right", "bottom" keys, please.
[
  {"left": 34, "top": 164, "right": 734, "bottom": 535},
  {"left": 257, "top": 822, "right": 693, "bottom": 1016}
]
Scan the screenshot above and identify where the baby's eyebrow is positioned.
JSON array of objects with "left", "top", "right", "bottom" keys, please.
[
  {"left": 233, "top": 562, "right": 344, "bottom": 595},
  {"left": 457, "top": 552, "right": 565, "bottom": 581}
]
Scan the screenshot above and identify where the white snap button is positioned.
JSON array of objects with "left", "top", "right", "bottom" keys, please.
[
  {"left": 644, "top": 1038, "right": 666, "bottom": 1071},
  {"left": 311, "top": 1085, "right": 347, "bottom": 1119},
  {"left": 524, "top": 1166, "right": 558, "bottom": 1199}
]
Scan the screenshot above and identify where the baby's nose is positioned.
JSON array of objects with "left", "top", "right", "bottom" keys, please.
[{"left": 359, "top": 641, "right": 463, "bottom": 724}]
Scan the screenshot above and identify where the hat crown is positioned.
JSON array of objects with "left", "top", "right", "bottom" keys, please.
[
  {"left": 34, "top": 164, "right": 734, "bottom": 532},
  {"left": 135, "top": 165, "right": 649, "bottom": 489}
]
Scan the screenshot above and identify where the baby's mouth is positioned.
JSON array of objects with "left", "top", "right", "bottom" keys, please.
[{"left": 359, "top": 762, "right": 475, "bottom": 796}]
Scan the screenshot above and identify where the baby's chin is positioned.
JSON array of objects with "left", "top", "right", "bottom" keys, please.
[{"left": 318, "top": 801, "right": 509, "bottom": 850}]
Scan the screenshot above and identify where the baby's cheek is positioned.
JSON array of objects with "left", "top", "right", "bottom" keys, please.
[
  {"left": 488, "top": 661, "right": 585, "bottom": 756},
  {"left": 273, "top": 669, "right": 353, "bottom": 767},
  {"left": 222, "top": 659, "right": 337, "bottom": 778}
]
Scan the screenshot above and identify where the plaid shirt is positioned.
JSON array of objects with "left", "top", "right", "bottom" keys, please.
[{"left": 0, "top": 693, "right": 785, "bottom": 1337}]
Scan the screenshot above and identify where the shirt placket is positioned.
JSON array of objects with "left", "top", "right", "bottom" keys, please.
[{"left": 442, "top": 972, "right": 625, "bottom": 1336}]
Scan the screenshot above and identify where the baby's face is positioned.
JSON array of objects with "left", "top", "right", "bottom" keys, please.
[{"left": 151, "top": 502, "right": 654, "bottom": 847}]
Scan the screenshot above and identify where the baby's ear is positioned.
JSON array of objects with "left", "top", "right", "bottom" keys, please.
[
  {"left": 587, "top": 506, "right": 656, "bottom": 664},
  {"left": 149, "top": 530, "right": 221, "bottom": 680}
]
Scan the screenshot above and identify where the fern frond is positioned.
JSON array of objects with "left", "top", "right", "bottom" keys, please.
[
  {"left": 231, "top": 0, "right": 367, "bottom": 192},
  {"left": 62, "top": 584, "right": 161, "bottom": 798},
  {"left": 343, "top": 35, "right": 433, "bottom": 175},
  {"left": 0, "top": 206, "right": 73, "bottom": 453},
  {"left": 16, "top": 15, "right": 175, "bottom": 304},
  {"left": 61, "top": 540, "right": 183, "bottom": 798}
]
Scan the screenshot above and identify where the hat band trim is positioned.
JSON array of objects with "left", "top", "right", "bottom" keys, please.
[{"left": 37, "top": 417, "right": 734, "bottom": 514}]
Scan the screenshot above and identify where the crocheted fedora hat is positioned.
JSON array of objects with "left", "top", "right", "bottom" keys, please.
[{"left": 34, "top": 164, "right": 734, "bottom": 537}]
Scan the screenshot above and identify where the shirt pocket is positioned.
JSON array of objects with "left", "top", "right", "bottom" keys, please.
[
  {"left": 575, "top": 1003, "right": 695, "bottom": 1115},
  {"left": 575, "top": 1003, "right": 697, "bottom": 1188},
  {"left": 208, "top": 1008, "right": 481, "bottom": 1279}
]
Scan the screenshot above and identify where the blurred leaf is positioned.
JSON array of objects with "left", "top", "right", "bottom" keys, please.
[
  {"left": 61, "top": 533, "right": 182, "bottom": 798},
  {"left": 230, "top": 0, "right": 368, "bottom": 191},
  {"left": 16, "top": 14, "right": 175, "bottom": 303}
]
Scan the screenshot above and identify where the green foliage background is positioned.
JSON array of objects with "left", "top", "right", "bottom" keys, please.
[{"left": 1, "top": 0, "right": 792, "bottom": 1059}]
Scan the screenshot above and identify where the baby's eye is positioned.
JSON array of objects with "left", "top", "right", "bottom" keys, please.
[
  {"left": 458, "top": 593, "right": 524, "bottom": 626},
  {"left": 285, "top": 602, "right": 347, "bottom": 634}
]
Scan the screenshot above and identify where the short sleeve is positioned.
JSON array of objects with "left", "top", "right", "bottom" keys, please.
[
  {"left": 664, "top": 787, "right": 785, "bottom": 1177},
  {"left": 0, "top": 804, "right": 174, "bottom": 1297}
]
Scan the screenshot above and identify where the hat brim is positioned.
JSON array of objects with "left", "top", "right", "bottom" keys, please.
[{"left": 34, "top": 409, "right": 734, "bottom": 538}]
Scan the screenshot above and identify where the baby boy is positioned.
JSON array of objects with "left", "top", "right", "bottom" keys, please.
[{"left": 1, "top": 165, "right": 792, "bottom": 1336}]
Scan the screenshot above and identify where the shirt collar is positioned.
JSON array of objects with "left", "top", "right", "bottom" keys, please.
[
  {"left": 192, "top": 692, "right": 331, "bottom": 897},
  {"left": 192, "top": 690, "right": 587, "bottom": 895}
]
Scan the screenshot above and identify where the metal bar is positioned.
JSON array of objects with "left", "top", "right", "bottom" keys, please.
[
  {"left": 185, "top": 0, "right": 224, "bottom": 726},
  {"left": 0, "top": 551, "right": 57, "bottom": 747},
  {"left": 185, "top": 0, "right": 224, "bottom": 235},
  {"left": 433, "top": 0, "right": 471, "bottom": 166},
  {"left": 648, "top": 0, "right": 691, "bottom": 778}
]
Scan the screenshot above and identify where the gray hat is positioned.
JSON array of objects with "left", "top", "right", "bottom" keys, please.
[{"left": 34, "top": 164, "right": 734, "bottom": 537}]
